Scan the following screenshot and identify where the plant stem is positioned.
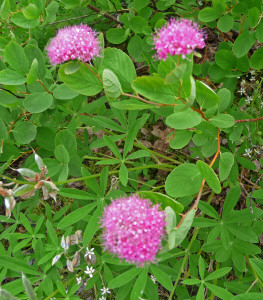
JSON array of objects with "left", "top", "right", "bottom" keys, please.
[{"left": 55, "top": 163, "right": 175, "bottom": 185}]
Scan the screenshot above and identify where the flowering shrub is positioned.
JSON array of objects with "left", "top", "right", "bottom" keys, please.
[{"left": 0, "top": 1, "right": 263, "bottom": 300}]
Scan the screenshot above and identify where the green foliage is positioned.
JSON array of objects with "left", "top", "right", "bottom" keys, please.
[{"left": 0, "top": 0, "right": 263, "bottom": 299}]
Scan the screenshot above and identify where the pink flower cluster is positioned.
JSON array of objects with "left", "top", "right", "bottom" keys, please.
[
  {"left": 153, "top": 18, "right": 206, "bottom": 60},
  {"left": 46, "top": 24, "right": 100, "bottom": 66},
  {"left": 101, "top": 195, "right": 165, "bottom": 266}
]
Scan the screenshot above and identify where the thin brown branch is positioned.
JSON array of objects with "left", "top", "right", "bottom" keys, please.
[
  {"left": 37, "top": 80, "right": 53, "bottom": 95},
  {"left": 235, "top": 116, "right": 263, "bottom": 123},
  {"left": 0, "top": 87, "right": 25, "bottom": 99},
  {"left": 122, "top": 92, "right": 178, "bottom": 107}
]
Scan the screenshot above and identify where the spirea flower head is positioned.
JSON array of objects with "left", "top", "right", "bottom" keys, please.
[
  {"left": 101, "top": 195, "right": 165, "bottom": 266},
  {"left": 46, "top": 24, "right": 101, "bottom": 66},
  {"left": 153, "top": 18, "right": 206, "bottom": 60}
]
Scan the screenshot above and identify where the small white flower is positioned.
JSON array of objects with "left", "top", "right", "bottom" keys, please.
[
  {"left": 99, "top": 297, "right": 106, "bottom": 300},
  {"left": 150, "top": 275, "right": 157, "bottom": 283},
  {"left": 84, "top": 247, "right": 95, "bottom": 260},
  {"left": 84, "top": 266, "right": 95, "bottom": 278},
  {"left": 238, "top": 88, "right": 246, "bottom": 95},
  {"left": 250, "top": 76, "right": 255, "bottom": 81},
  {"left": 250, "top": 70, "right": 256, "bottom": 75},
  {"left": 254, "top": 149, "right": 260, "bottom": 155},
  {"left": 241, "top": 79, "right": 246, "bottom": 86},
  {"left": 245, "top": 96, "right": 253, "bottom": 104},
  {"left": 76, "top": 277, "right": 82, "bottom": 285},
  {"left": 244, "top": 148, "right": 252, "bottom": 158},
  {"left": 100, "top": 287, "right": 110, "bottom": 295}
]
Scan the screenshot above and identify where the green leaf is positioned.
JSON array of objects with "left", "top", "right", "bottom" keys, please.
[
  {"left": 205, "top": 282, "right": 233, "bottom": 300},
  {"left": 130, "top": 16, "right": 148, "bottom": 34},
  {"left": 256, "top": 21, "right": 263, "bottom": 42},
  {"left": 11, "top": 11, "right": 39, "bottom": 28},
  {"left": 205, "top": 267, "right": 231, "bottom": 281},
  {"left": 232, "top": 294, "right": 263, "bottom": 300},
  {"left": 217, "top": 88, "right": 231, "bottom": 112},
  {"left": 0, "top": 256, "right": 40, "bottom": 275},
  {"left": 130, "top": 268, "right": 148, "bottom": 300},
  {"left": 83, "top": 204, "right": 102, "bottom": 245},
  {"left": 53, "top": 84, "right": 78, "bottom": 100},
  {"left": 59, "top": 62, "right": 103, "bottom": 96},
  {"left": 217, "top": 15, "right": 234, "bottom": 32},
  {"left": 199, "top": 256, "right": 205, "bottom": 279},
  {"left": 44, "top": 1, "right": 59, "bottom": 24},
  {"left": 119, "top": 163, "right": 128, "bottom": 186},
  {"left": 248, "top": 7, "right": 260, "bottom": 28},
  {"left": 215, "top": 50, "right": 236, "bottom": 70},
  {"left": 128, "top": 34, "right": 143, "bottom": 58},
  {"left": 232, "top": 31, "right": 255, "bottom": 58},
  {"left": 13, "top": 122, "right": 36, "bottom": 144},
  {"left": 0, "top": 69, "right": 26, "bottom": 85},
  {"left": 0, "top": 119, "right": 8, "bottom": 140},
  {"left": 196, "top": 81, "right": 219, "bottom": 109},
  {"left": 55, "top": 129, "right": 77, "bottom": 155},
  {"left": 197, "top": 160, "right": 221, "bottom": 194},
  {"left": 182, "top": 278, "right": 201, "bottom": 285},
  {"left": 210, "top": 114, "right": 234, "bottom": 128},
  {"left": 24, "top": 92, "right": 53, "bottom": 113},
  {"left": 171, "top": 209, "right": 195, "bottom": 249},
  {"left": 169, "top": 130, "right": 192, "bottom": 149},
  {"left": 198, "top": 201, "right": 220, "bottom": 220},
  {"left": 250, "top": 189, "right": 263, "bottom": 199},
  {"left": 198, "top": 7, "right": 220, "bottom": 22},
  {"left": 23, "top": 3, "right": 39, "bottom": 20},
  {"left": 108, "top": 267, "right": 142, "bottom": 289},
  {"left": 126, "top": 150, "right": 150, "bottom": 160},
  {"left": 24, "top": 44, "right": 46, "bottom": 79},
  {"left": 165, "top": 164, "right": 203, "bottom": 197},
  {"left": 4, "top": 41, "right": 29, "bottom": 74},
  {"left": 137, "top": 191, "right": 184, "bottom": 214},
  {"left": 150, "top": 264, "right": 173, "bottom": 291},
  {"left": 249, "top": 258, "right": 263, "bottom": 281},
  {"left": 166, "top": 109, "right": 202, "bottom": 129},
  {"left": 219, "top": 152, "right": 234, "bottom": 181},
  {"left": 54, "top": 145, "right": 70, "bottom": 164},
  {"left": 26, "top": 58, "right": 38, "bottom": 84},
  {"left": 222, "top": 184, "right": 241, "bottom": 218},
  {"left": 57, "top": 202, "right": 97, "bottom": 229},
  {"left": 165, "top": 64, "right": 187, "bottom": 84},
  {"left": 102, "top": 69, "right": 122, "bottom": 101},
  {"left": 100, "top": 48, "right": 136, "bottom": 92},
  {"left": 123, "top": 114, "right": 149, "bottom": 157},
  {"left": 165, "top": 206, "right": 177, "bottom": 235},
  {"left": 22, "top": 273, "right": 37, "bottom": 300},
  {"left": 250, "top": 47, "right": 263, "bottom": 70},
  {"left": 132, "top": 76, "right": 176, "bottom": 104},
  {"left": 106, "top": 28, "right": 129, "bottom": 44},
  {"left": 58, "top": 188, "right": 95, "bottom": 200}
]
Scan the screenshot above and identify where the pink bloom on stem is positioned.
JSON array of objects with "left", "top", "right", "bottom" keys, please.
[
  {"left": 101, "top": 195, "right": 165, "bottom": 266},
  {"left": 153, "top": 18, "right": 206, "bottom": 60},
  {"left": 46, "top": 24, "right": 101, "bottom": 66}
]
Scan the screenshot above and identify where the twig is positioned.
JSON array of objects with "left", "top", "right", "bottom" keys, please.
[
  {"left": 122, "top": 92, "right": 178, "bottom": 107},
  {"left": 0, "top": 87, "right": 25, "bottom": 99},
  {"left": 235, "top": 116, "right": 263, "bottom": 123}
]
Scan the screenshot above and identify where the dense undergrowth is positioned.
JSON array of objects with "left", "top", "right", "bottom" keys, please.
[{"left": 0, "top": 0, "right": 263, "bottom": 299}]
